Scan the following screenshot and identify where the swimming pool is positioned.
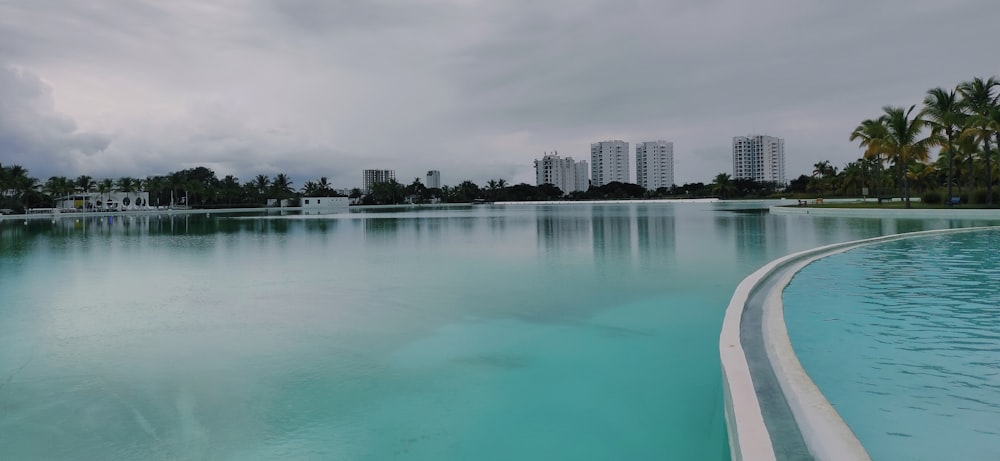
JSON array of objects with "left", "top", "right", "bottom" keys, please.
[{"left": 784, "top": 229, "right": 1000, "bottom": 460}]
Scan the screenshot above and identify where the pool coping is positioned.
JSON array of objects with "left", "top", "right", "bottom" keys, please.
[{"left": 720, "top": 226, "right": 998, "bottom": 461}]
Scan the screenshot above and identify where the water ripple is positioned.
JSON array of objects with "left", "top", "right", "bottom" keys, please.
[{"left": 784, "top": 229, "right": 1000, "bottom": 461}]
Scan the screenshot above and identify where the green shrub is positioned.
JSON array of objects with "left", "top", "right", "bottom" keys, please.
[
  {"left": 922, "top": 190, "right": 943, "bottom": 204},
  {"left": 971, "top": 189, "right": 1000, "bottom": 204}
]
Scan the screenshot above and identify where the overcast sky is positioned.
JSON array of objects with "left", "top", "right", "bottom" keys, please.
[{"left": 1, "top": 0, "right": 999, "bottom": 189}]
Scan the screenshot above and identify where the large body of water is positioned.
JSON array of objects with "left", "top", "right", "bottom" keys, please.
[
  {"left": 784, "top": 230, "right": 1000, "bottom": 461},
  {"left": 0, "top": 203, "right": 994, "bottom": 460}
]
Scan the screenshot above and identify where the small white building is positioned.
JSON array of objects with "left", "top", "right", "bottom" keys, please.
[{"left": 301, "top": 196, "right": 349, "bottom": 211}]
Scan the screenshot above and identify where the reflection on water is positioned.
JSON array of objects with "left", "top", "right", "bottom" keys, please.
[{"left": 1, "top": 204, "right": 999, "bottom": 460}]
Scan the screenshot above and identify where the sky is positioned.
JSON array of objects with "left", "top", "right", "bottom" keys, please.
[{"left": 1, "top": 0, "right": 999, "bottom": 190}]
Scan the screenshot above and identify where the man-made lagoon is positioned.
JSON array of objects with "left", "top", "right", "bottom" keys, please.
[{"left": 0, "top": 202, "right": 995, "bottom": 460}]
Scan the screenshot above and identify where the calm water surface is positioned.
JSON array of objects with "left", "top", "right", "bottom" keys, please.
[
  {"left": 785, "top": 230, "right": 1000, "bottom": 461},
  {"left": 0, "top": 203, "right": 991, "bottom": 460}
]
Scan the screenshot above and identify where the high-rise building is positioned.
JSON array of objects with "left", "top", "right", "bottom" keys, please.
[
  {"left": 425, "top": 170, "right": 441, "bottom": 189},
  {"left": 363, "top": 169, "right": 395, "bottom": 193},
  {"left": 534, "top": 152, "right": 589, "bottom": 194},
  {"left": 732, "top": 135, "right": 785, "bottom": 184},
  {"left": 635, "top": 141, "right": 674, "bottom": 191},
  {"left": 590, "top": 140, "right": 630, "bottom": 186}
]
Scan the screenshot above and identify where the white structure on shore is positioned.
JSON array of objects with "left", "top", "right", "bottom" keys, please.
[
  {"left": 363, "top": 169, "right": 396, "bottom": 193},
  {"left": 425, "top": 170, "right": 441, "bottom": 189},
  {"left": 54, "top": 192, "right": 152, "bottom": 211},
  {"left": 590, "top": 140, "right": 630, "bottom": 187},
  {"left": 635, "top": 141, "right": 674, "bottom": 191},
  {"left": 534, "top": 152, "right": 589, "bottom": 194},
  {"left": 733, "top": 135, "right": 786, "bottom": 184},
  {"left": 301, "top": 196, "right": 349, "bottom": 213}
]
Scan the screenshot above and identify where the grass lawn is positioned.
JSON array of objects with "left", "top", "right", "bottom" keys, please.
[{"left": 788, "top": 199, "right": 1000, "bottom": 209}]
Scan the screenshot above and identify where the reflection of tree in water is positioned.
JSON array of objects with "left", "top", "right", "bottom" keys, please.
[
  {"left": 303, "top": 219, "right": 333, "bottom": 234},
  {"left": 362, "top": 218, "right": 400, "bottom": 242}
]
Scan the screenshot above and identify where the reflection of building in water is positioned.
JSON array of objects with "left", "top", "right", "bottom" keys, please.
[
  {"left": 536, "top": 207, "right": 592, "bottom": 254},
  {"left": 636, "top": 211, "right": 676, "bottom": 267},
  {"left": 729, "top": 211, "right": 790, "bottom": 260},
  {"left": 592, "top": 206, "right": 632, "bottom": 264}
]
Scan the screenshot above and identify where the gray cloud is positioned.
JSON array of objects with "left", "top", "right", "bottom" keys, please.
[
  {"left": 1, "top": 0, "right": 998, "bottom": 187},
  {"left": 0, "top": 65, "right": 111, "bottom": 175}
]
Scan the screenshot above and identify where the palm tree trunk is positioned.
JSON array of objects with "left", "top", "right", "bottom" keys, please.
[
  {"left": 946, "top": 131, "right": 954, "bottom": 204},
  {"left": 903, "top": 174, "right": 911, "bottom": 208},
  {"left": 995, "top": 132, "right": 1000, "bottom": 205},
  {"left": 985, "top": 138, "right": 993, "bottom": 206}
]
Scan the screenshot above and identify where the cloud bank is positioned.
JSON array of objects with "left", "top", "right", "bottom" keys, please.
[{"left": 1, "top": 0, "right": 998, "bottom": 188}]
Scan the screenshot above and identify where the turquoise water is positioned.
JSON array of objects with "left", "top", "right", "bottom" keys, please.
[
  {"left": 784, "top": 230, "right": 1000, "bottom": 461},
  {"left": 0, "top": 204, "right": 991, "bottom": 460}
]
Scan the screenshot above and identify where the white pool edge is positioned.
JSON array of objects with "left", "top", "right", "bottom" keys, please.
[{"left": 720, "top": 226, "right": 998, "bottom": 461}]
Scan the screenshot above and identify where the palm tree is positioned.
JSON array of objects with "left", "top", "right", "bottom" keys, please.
[
  {"left": 44, "top": 176, "right": 74, "bottom": 207},
  {"left": 711, "top": 173, "right": 735, "bottom": 199},
  {"left": 958, "top": 77, "right": 998, "bottom": 204},
  {"left": 270, "top": 173, "right": 294, "bottom": 202},
  {"left": 97, "top": 178, "right": 114, "bottom": 208},
  {"left": 923, "top": 87, "right": 964, "bottom": 202},
  {"left": 850, "top": 117, "right": 891, "bottom": 201},
  {"left": 252, "top": 174, "right": 270, "bottom": 204},
  {"left": 881, "top": 105, "right": 933, "bottom": 208},
  {"left": 2, "top": 164, "right": 33, "bottom": 198},
  {"left": 219, "top": 175, "right": 241, "bottom": 205},
  {"left": 840, "top": 161, "right": 866, "bottom": 196},
  {"left": 811, "top": 161, "right": 837, "bottom": 197},
  {"left": 115, "top": 177, "right": 137, "bottom": 193},
  {"left": 75, "top": 175, "right": 95, "bottom": 194},
  {"left": 145, "top": 175, "right": 167, "bottom": 207}
]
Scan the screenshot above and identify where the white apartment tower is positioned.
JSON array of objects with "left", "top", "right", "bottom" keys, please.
[
  {"left": 425, "top": 170, "right": 441, "bottom": 189},
  {"left": 534, "top": 152, "right": 589, "bottom": 194},
  {"left": 590, "top": 140, "right": 630, "bottom": 186},
  {"left": 363, "top": 169, "right": 396, "bottom": 193},
  {"left": 732, "top": 135, "right": 785, "bottom": 184},
  {"left": 635, "top": 141, "right": 675, "bottom": 191}
]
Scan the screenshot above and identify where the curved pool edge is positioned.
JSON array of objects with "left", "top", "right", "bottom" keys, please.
[{"left": 720, "top": 225, "right": 998, "bottom": 461}]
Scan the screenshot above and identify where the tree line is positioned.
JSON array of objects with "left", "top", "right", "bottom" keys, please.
[
  {"left": 2, "top": 161, "right": 797, "bottom": 212},
  {"left": 0, "top": 166, "right": 304, "bottom": 212},
  {"left": 845, "top": 75, "right": 1000, "bottom": 207}
]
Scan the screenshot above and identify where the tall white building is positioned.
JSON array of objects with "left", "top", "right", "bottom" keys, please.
[
  {"left": 590, "top": 140, "right": 630, "bottom": 186},
  {"left": 635, "top": 141, "right": 674, "bottom": 191},
  {"left": 534, "top": 152, "right": 589, "bottom": 194},
  {"left": 425, "top": 170, "right": 441, "bottom": 189},
  {"left": 732, "top": 135, "right": 785, "bottom": 184},
  {"left": 363, "top": 169, "right": 395, "bottom": 193}
]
